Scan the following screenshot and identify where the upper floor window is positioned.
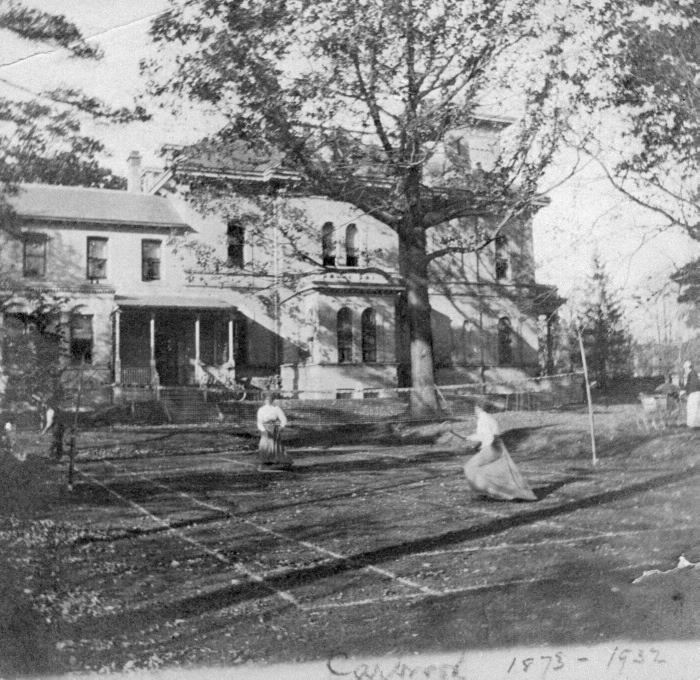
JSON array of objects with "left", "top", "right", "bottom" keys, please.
[
  {"left": 337, "top": 307, "right": 353, "bottom": 363},
  {"left": 495, "top": 235, "right": 510, "bottom": 281},
  {"left": 322, "top": 222, "right": 335, "bottom": 267},
  {"left": 23, "top": 234, "right": 46, "bottom": 278},
  {"left": 498, "top": 316, "right": 513, "bottom": 365},
  {"left": 142, "top": 240, "right": 161, "bottom": 281},
  {"left": 87, "top": 237, "right": 108, "bottom": 281},
  {"left": 227, "top": 221, "right": 245, "bottom": 268},
  {"left": 70, "top": 315, "right": 93, "bottom": 364},
  {"left": 361, "top": 308, "right": 377, "bottom": 363},
  {"left": 345, "top": 223, "right": 359, "bottom": 267}
]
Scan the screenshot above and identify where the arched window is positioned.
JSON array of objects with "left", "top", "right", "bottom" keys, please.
[
  {"left": 498, "top": 317, "right": 513, "bottom": 365},
  {"left": 337, "top": 307, "right": 353, "bottom": 363},
  {"left": 345, "top": 223, "right": 359, "bottom": 267},
  {"left": 322, "top": 222, "right": 335, "bottom": 267},
  {"left": 227, "top": 221, "right": 245, "bottom": 268},
  {"left": 495, "top": 235, "right": 509, "bottom": 281},
  {"left": 361, "top": 308, "right": 377, "bottom": 363}
]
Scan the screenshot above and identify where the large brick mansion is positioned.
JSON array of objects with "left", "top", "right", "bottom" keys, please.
[{"left": 0, "top": 118, "right": 561, "bottom": 403}]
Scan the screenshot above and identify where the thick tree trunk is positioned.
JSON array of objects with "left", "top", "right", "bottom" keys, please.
[{"left": 398, "top": 214, "right": 439, "bottom": 416}]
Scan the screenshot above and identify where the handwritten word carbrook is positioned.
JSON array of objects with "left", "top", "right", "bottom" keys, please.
[{"left": 327, "top": 652, "right": 471, "bottom": 680}]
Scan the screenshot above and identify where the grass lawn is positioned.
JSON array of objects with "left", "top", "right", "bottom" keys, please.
[{"left": 0, "top": 403, "right": 699, "bottom": 676}]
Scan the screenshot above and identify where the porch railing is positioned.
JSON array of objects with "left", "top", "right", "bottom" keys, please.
[
  {"left": 120, "top": 367, "right": 153, "bottom": 386},
  {"left": 193, "top": 360, "right": 237, "bottom": 389}
]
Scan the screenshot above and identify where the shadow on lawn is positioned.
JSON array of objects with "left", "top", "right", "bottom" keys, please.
[
  {"left": 73, "top": 467, "right": 464, "bottom": 546},
  {"left": 285, "top": 424, "right": 440, "bottom": 449},
  {"left": 70, "top": 448, "right": 463, "bottom": 508},
  {"left": 531, "top": 476, "right": 586, "bottom": 500},
  {"left": 62, "top": 463, "right": 700, "bottom": 639},
  {"left": 69, "top": 470, "right": 276, "bottom": 506},
  {"left": 74, "top": 429, "right": 253, "bottom": 460}
]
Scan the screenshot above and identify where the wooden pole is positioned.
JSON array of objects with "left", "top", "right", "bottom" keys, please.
[
  {"left": 68, "top": 359, "right": 85, "bottom": 490},
  {"left": 577, "top": 327, "right": 597, "bottom": 466}
]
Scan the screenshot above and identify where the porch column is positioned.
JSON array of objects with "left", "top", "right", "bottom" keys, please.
[
  {"left": 546, "top": 313, "right": 556, "bottom": 375},
  {"left": 0, "top": 313, "right": 4, "bottom": 398},
  {"left": 114, "top": 309, "right": 122, "bottom": 384},
  {"left": 194, "top": 314, "right": 201, "bottom": 363},
  {"left": 195, "top": 314, "right": 204, "bottom": 393},
  {"left": 228, "top": 316, "right": 234, "bottom": 365},
  {"left": 149, "top": 312, "right": 158, "bottom": 386}
]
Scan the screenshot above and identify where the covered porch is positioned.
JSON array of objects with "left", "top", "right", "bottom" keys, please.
[{"left": 113, "top": 296, "right": 242, "bottom": 387}]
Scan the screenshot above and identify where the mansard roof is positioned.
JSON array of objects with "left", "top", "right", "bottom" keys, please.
[
  {"left": 159, "top": 111, "right": 511, "bottom": 187},
  {"left": 159, "top": 140, "right": 301, "bottom": 185},
  {"left": 10, "top": 183, "right": 190, "bottom": 229}
]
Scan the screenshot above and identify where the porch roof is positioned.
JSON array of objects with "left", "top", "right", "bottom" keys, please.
[{"left": 116, "top": 295, "right": 235, "bottom": 310}]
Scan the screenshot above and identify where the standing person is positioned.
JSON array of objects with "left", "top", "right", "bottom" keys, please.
[
  {"left": 2, "top": 417, "right": 21, "bottom": 461},
  {"left": 681, "top": 361, "right": 700, "bottom": 428},
  {"left": 256, "top": 394, "right": 293, "bottom": 471},
  {"left": 463, "top": 402, "right": 537, "bottom": 501},
  {"left": 40, "top": 397, "right": 65, "bottom": 460}
]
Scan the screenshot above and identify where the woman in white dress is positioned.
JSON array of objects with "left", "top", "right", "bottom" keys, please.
[
  {"left": 464, "top": 404, "right": 537, "bottom": 501},
  {"left": 681, "top": 361, "right": 700, "bottom": 428},
  {"left": 256, "top": 394, "right": 293, "bottom": 470}
]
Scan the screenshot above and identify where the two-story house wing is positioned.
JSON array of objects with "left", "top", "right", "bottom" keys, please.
[{"left": 0, "top": 183, "right": 241, "bottom": 399}]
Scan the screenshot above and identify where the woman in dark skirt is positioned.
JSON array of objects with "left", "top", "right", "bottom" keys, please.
[{"left": 256, "top": 394, "right": 293, "bottom": 471}]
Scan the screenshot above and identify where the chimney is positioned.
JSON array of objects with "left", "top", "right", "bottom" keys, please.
[{"left": 127, "top": 151, "right": 142, "bottom": 193}]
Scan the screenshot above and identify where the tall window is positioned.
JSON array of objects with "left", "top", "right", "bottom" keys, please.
[
  {"left": 227, "top": 221, "right": 245, "bottom": 268},
  {"left": 70, "top": 315, "right": 93, "bottom": 364},
  {"left": 142, "top": 240, "right": 161, "bottom": 281},
  {"left": 498, "top": 316, "right": 513, "bottom": 365},
  {"left": 87, "top": 237, "right": 108, "bottom": 280},
  {"left": 495, "top": 235, "right": 509, "bottom": 281},
  {"left": 361, "top": 308, "right": 377, "bottom": 363},
  {"left": 23, "top": 234, "right": 46, "bottom": 278},
  {"left": 337, "top": 307, "right": 353, "bottom": 363},
  {"left": 462, "top": 320, "right": 480, "bottom": 364},
  {"left": 345, "top": 223, "right": 359, "bottom": 267},
  {"left": 322, "top": 222, "right": 335, "bottom": 266}
]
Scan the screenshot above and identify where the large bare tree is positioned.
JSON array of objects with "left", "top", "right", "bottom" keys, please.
[
  {"left": 563, "top": 2, "right": 700, "bottom": 299},
  {"left": 145, "top": 0, "right": 621, "bottom": 413}
]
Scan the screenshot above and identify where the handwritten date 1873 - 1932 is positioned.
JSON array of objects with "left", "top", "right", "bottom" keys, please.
[{"left": 507, "top": 646, "right": 667, "bottom": 676}]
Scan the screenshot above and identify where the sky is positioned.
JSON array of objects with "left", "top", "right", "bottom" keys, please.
[{"left": 1, "top": 1, "right": 699, "bottom": 342}]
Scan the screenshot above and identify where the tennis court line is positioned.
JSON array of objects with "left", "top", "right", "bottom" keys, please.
[
  {"left": 305, "top": 559, "right": 664, "bottom": 611},
  {"left": 96, "top": 460, "right": 442, "bottom": 598},
  {"left": 81, "top": 453, "right": 259, "bottom": 479},
  {"left": 308, "top": 575, "right": 552, "bottom": 609},
  {"left": 76, "top": 467, "right": 301, "bottom": 608},
  {"left": 410, "top": 524, "right": 700, "bottom": 557}
]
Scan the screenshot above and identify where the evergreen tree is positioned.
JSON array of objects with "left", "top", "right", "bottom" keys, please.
[{"left": 572, "top": 255, "right": 633, "bottom": 389}]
